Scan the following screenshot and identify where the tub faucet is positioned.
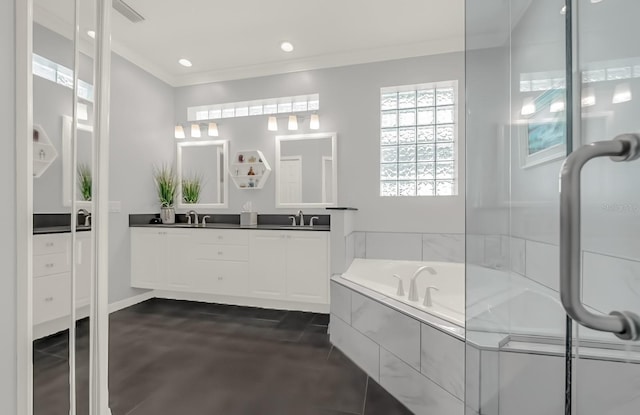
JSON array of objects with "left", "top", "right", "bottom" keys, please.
[
  {"left": 408, "top": 266, "right": 437, "bottom": 302},
  {"left": 392, "top": 274, "right": 405, "bottom": 297},
  {"left": 423, "top": 286, "right": 439, "bottom": 307}
]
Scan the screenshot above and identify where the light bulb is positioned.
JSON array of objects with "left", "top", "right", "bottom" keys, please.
[
  {"left": 268, "top": 116, "right": 278, "bottom": 131},
  {"left": 191, "top": 124, "right": 201, "bottom": 138},
  {"left": 288, "top": 115, "right": 298, "bottom": 131},
  {"left": 174, "top": 125, "right": 185, "bottom": 139},
  {"left": 612, "top": 83, "right": 632, "bottom": 104},
  {"left": 550, "top": 99, "right": 565, "bottom": 113},
  {"left": 310, "top": 114, "right": 320, "bottom": 130},
  {"left": 521, "top": 97, "right": 536, "bottom": 116},
  {"left": 208, "top": 122, "right": 219, "bottom": 137}
]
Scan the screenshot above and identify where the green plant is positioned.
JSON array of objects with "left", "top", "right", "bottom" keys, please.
[
  {"left": 153, "top": 164, "right": 177, "bottom": 207},
  {"left": 182, "top": 174, "right": 202, "bottom": 204},
  {"left": 77, "top": 163, "right": 92, "bottom": 201}
]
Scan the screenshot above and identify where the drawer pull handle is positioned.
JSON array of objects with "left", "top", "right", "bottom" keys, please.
[
  {"left": 218, "top": 251, "right": 223, "bottom": 255},
  {"left": 46, "top": 242, "right": 54, "bottom": 247},
  {"left": 45, "top": 297, "right": 53, "bottom": 302},
  {"left": 217, "top": 276, "right": 223, "bottom": 281},
  {"left": 46, "top": 263, "right": 54, "bottom": 268},
  {"left": 218, "top": 236, "right": 223, "bottom": 240}
]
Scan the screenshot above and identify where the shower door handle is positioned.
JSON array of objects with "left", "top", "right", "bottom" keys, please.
[{"left": 560, "top": 133, "right": 640, "bottom": 341}]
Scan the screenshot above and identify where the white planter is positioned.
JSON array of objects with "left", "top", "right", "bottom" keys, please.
[{"left": 160, "top": 207, "right": 175, "bottom": 224}]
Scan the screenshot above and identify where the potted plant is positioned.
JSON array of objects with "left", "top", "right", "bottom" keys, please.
[
  {"left": 153, "top": 164, "right": 177, "bottom": 224},
  {"left": 77, "top": 163, "right": 92, "bottom": 201},
  {"left": 182, "top": 174, "right": 202, "bottom": 204}
]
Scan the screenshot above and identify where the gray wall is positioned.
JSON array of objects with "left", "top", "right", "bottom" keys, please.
[
  {"left": 280, "top": 138, "right": 332, "bottom": 203},
  {"left": 109, "top": 53, "right": 175, "bottom": 303},
  {"left": 174, "top": 53, "right": 466, "bottom": 234},
  {"left": 1, "top": 0, "right": 16, "bottom": 412}
]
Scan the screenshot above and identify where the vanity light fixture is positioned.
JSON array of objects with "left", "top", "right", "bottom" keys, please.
[
  {"left": 87, "top": 30, "right": 96, "bottom": 39},
  {"left": 268, "top": 116, "right": 278, "bottom": 131},
  {"left": 280, "top": 41, "right": 294, "bottom": 52},
  {"left": 309, "top": 113, "right": 320, "bottom": 130},
  {"left": 208, "top": 122, "right": 219, "bottom": 137},
  {"left": 174, "top": 124, "right": 186, "bottom": 139},
  {"left": 550, "top": 98, "right": 565, "bottom": 113},
  {"left": 521, "top": 97, "right": 536, "bottom": 116},
  {"left": 288, "top": 115, "right": 298, "bottom": 130},
  {"left": 612, "top": 83, "right": 632, "bottom": 104},
  {"left": 178, "top": 58, "right": 193, "bottom": 67},
  {"left": 191, "top": 123, "right": 201, "bottom": 138},
  {"left": 581, "top": 87, "right": 596, "bottom": 107}
]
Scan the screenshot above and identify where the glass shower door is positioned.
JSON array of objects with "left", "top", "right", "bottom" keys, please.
[{"left": 569, "top": 0, "right": 640, "bottom": 413}]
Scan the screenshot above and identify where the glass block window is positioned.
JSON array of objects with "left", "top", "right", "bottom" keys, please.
[{"left": 380, "top": 81, "right": 458, "bottom": 196}]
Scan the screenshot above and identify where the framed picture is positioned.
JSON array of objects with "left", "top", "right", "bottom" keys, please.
[{"left": 519, "top": 88, "right": 567, "bottom": 168}]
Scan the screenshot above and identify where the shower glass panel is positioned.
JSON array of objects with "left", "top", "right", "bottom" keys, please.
[
  {"left": 573, "top": 0, "right": 640, "bottom": 413},
  {"left": 465, "top": 0, "right": 571, "bottom": 413}
]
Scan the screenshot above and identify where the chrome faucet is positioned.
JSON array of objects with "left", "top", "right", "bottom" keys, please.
[
  {"left": 310, "top": 216, "right": 320, "bottom": 226},
  {"left": 202, "top": 215, "right": 211, "bottom": 226},
  {"left": 297, "top": 210, "right": 304, "bottom": 226},
  {"left": 77, "top": 209, "right": 91, "bottom": 227},
  {"left": 186, "top": 210, "right": 199, "bottom": 225},
  {"left": 408, "top": 266, "right": 437, "bottom": 301}
]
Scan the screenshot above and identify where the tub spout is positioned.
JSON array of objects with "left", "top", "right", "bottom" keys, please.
[
  {"left": 392, "top": 274, "right": 405, "bottom": 297},
  {"left": 423, "top": 286, "right": 439, "bottom": 307},
  {"left": 408, "top": 266, "right": 437, "bottom": 302}
]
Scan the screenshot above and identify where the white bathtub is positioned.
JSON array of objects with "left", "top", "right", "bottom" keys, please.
[{"left": 340, "top": 258, "right": 465, "bottom": 327}]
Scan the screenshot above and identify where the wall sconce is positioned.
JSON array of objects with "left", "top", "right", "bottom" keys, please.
[
  {"left": 521, "top": 97, "right": 536, "bottom": 116},
  {"left": 581, "top": 87, "right": 596, "bottom": 107},
  {"left": 288, "top": 115, "right": 298, "bottom": 131},
  {"left": 310, "top": 113, "right": 320, "bottom": 130},
  {"left": 174, "top": 124, "right": 186, "bottom": 139},
  {"left": 266, "top": 113, "right": 320, "bottom": 131},
  {"left": 612, "top": 83, "right": 632, "bottom": 104},
  {"left": 208, "top": 122, "right": 219, "bottom": 137},
  {"left": 550, "top": 98, "right": 565, "bottom": 113},
  {"left": 191, "top": 123, "right": 201, "bottom": 138},
  {"left": 268, "top": 116, "right": 278, "bottom": 131}
]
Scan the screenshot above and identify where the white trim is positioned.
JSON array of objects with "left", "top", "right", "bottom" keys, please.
[
  {"left": 108, "top": 291, "right": 155, "bottom": 313},
  {"left": 321, "top": 156, "right": 333, "bottom": 204},
  {"left": 16, "top": 0, "right": 34, "bottom": 413},
  {"left": 275, "top": 132, "right": 338, "bottom": 209},
  {"left": 62, "top": 115, "right": 93, "bottom": 207},
  {"left": 153, "top": 290, "right": 330, "bottom": 314},
  {"left": 176, "top": 140, "right": 229, "bottom": 209}
]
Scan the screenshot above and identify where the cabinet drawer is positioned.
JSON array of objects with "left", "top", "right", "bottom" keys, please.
[
  {"left": 193, "top": 243, "right": 249, "bottom": 262},
  {"left": 192, "top": 229, "right": 248, "bottom": 246},
  {"left": 33, "top": 273, "right": 71, "bottom": 325},
  {"left": 34, "top": 233, "right": 69, "bottom": 255},
  {"left": 192, "top": 260, "right": 248, "bottom": 296},
  {"left": 33, "top": 252, "right": 70, "bottom": 278}
]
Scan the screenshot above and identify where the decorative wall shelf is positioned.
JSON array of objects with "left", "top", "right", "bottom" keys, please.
[
  {"left": 229, "top": 150, "right": 271, "bottom": 190},
  {"left": 33, "top": 124, "right": 58, "bottom": 178}
]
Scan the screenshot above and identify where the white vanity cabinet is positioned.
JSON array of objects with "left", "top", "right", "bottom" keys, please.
[
  {"left": 33, "top": 232, "right": 92, "bottom": 327},
  {"left": 130, "top": 227, "right": 192, "bottom": 290},
  {"left": 130, "top": 227, "right": 330, "bottom": 310},
  {"left": 249, "top": 230, "right": 329, "bottom": 304}
]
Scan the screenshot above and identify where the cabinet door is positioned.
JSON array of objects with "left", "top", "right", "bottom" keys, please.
[
  {"left": 285, "top": 232, "right": 329, "bottom": 304},
  {"left": 166, "top": 230, "right": 193, "bottom": 290},
  {"left": 130, "top": 229, "right": 166, "bottom": 288},
  {"left": 75, "top": 232, "right": 92, "bottom": 307},
  {"left": 248, "top": 231, "right": 287, "bottom": 299},
  {"left": 33, "top": 273, "right": 71, "bottom": 325}
]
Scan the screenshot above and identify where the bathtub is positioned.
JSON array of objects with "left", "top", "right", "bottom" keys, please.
[{"left": 340, "top": 258, "right": 465, "bottom": 327}]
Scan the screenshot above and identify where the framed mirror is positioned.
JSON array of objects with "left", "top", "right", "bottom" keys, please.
[
  {"left": 275, "top": 132, "right": 338, "bottom": 208},
  {"left": 176, "top": 140, "right": 229, "bottom": 209}
]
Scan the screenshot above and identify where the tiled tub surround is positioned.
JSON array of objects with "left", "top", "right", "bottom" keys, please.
[
  {"left": 345, "top": 231, "right": 465, "bottom": 265},
  {"left": 330, "top": 278, "right": 465, "bottom": 415}
]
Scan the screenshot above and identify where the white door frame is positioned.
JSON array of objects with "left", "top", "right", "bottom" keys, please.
[
  {"left": 15, "top": 1, "right": 113, "bottom": 414},
  {"left": 16, "top": 1, "right": 34, "bottom": 414}
]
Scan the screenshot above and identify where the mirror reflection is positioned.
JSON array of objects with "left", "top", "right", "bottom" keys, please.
[
  {"left": 176, "top": 140, "right": 229, "bottom": 208},
  {"left": 276, "top": 133, "right": 337, "bottom": 207}
]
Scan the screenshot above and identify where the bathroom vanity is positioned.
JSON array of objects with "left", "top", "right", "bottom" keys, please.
[{"left": 130, "top": 218, "right": 331, "bottom": 312}]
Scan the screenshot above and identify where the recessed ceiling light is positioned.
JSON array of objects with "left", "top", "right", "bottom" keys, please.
[
  {"left": 178, "top": 58, "right": 193, "bottom": 67},
  {"left": 280, "top": 42, "right": 294, "bottom": 53},
  {"left": 87, "top": 30, "right": 96, "bottom": 39}
]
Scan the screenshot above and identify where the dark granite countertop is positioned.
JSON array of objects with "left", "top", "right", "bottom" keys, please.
[
  {"left": 33, "top": 214, "right": 92, "bottom": 235},
  {"left": 34, "top": 226, "right": 91, "bottom": 235},
  {"left": 129, "top": 213, "right": 331, "bottom": 232}
]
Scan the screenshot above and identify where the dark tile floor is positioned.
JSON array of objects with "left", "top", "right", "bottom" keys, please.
[{"left": 34, "top": 298, "right": 413, "bottom": 415}]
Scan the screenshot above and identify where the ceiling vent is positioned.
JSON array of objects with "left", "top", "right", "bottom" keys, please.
[{"left": 112, "top": 0, "right": 145, "bottom": 23}]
